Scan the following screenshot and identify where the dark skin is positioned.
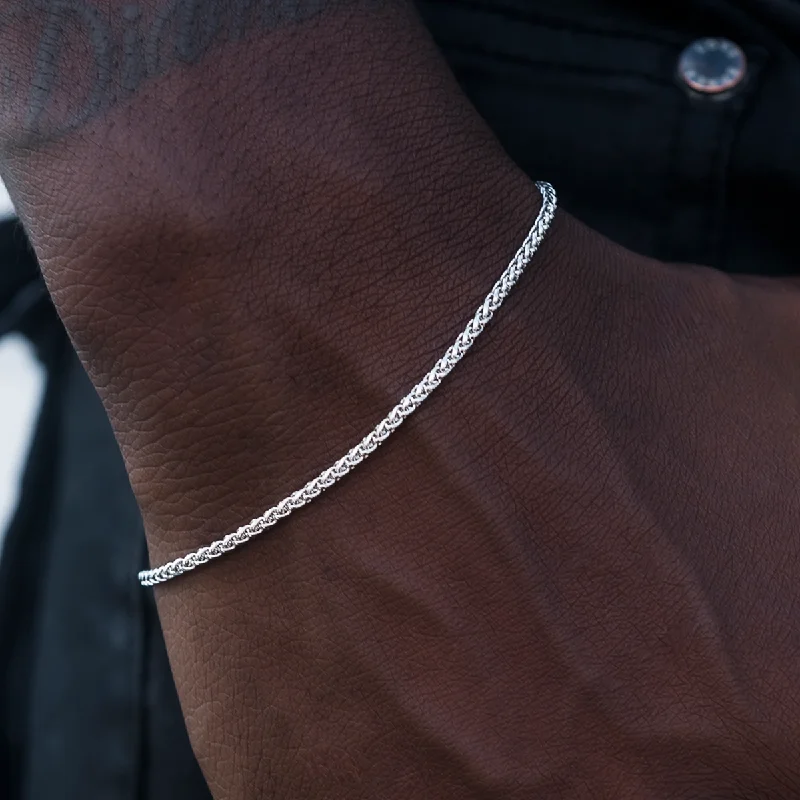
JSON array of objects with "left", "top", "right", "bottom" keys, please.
[{"left": 3, "top": 1, "right": 800, "bottom": 797}]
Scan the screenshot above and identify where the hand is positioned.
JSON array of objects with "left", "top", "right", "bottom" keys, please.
[{"left": 147, "top": 210, "right": 800, "bottom": 799}]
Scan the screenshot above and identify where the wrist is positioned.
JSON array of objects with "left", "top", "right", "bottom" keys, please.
[
  {"left": 0, "top": 0, "right": 564, "bottom": 569},
  {"left": 121, "top": 162, "right": 546, "bottom": 564}
]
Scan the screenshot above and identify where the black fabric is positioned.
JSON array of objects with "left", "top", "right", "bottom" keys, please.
[
  {"left": 22, "top": 350, "right": 206, "bottom": 800},
  {"left": 0, "top": 305, "right": 67, "bottom": 800},
  {"left": 2, "top": 0, "right": 800, "bottom": 797},
  {"left": 420, "top": 0, "right": 797, "bottom": 272},
  {"left": 0, "top": 220, "right": 37, "bottom": 312}
]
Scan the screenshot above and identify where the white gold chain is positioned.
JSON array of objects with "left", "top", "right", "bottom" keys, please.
[{"left": 139, "top": 181, "right": 557, "bottom": 587}]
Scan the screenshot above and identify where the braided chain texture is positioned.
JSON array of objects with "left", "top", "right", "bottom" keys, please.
[{"left": 139, "top": 181, "right": 557, "bottom": 586}]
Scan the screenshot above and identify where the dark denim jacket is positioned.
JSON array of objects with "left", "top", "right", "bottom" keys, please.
[{"left": 2, "top": 1, "right": 799, "bottom": 797}]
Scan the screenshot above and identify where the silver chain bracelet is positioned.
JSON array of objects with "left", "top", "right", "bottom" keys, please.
[{"left": 139, "top": 181, "right": 558, "bottom": 587}]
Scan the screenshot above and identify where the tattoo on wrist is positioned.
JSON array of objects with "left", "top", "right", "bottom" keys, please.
[{"left": 2, "top": 0, "right": 383, "bottom": 146}]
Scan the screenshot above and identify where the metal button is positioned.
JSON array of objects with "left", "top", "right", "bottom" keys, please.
[{"left": 678, "top": 38, "right": 747, "bottom": 96}]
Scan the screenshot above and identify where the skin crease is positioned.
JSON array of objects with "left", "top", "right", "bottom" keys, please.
[{"left": 3, "top": 0, "right": 800, "bottom": 797}]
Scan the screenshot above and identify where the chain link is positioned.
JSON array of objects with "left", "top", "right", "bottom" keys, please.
[{"left": 139, "top": 181, "right": 557, "bottom": 586}]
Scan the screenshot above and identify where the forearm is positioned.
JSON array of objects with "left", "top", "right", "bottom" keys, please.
[
  {"left": 0, "top": 4, "right": 573, "bottom": 794},
  {"left": 0, "top": 0, "right": 550, "bottom": 532},
  {"left": 0, "top": 0, "right": 534, "bottom": 269}
]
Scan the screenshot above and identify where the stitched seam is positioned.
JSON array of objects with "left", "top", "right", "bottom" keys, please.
[
  {"left": 659, "top": 91, "right": 688, "bottom": 263},
  {"left": 712, "top": 75, "right": 764, "bottom": 270},
  {"left": 422, "top": 0, "right": 687, "bottom": 47},
  {"left": 439, "top": 40, "right": 678, "bottom": 86}
]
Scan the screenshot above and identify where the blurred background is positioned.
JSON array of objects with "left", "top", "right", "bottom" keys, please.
[{"left": 0, "top": 181, "right": 45, "bottom": 559}]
